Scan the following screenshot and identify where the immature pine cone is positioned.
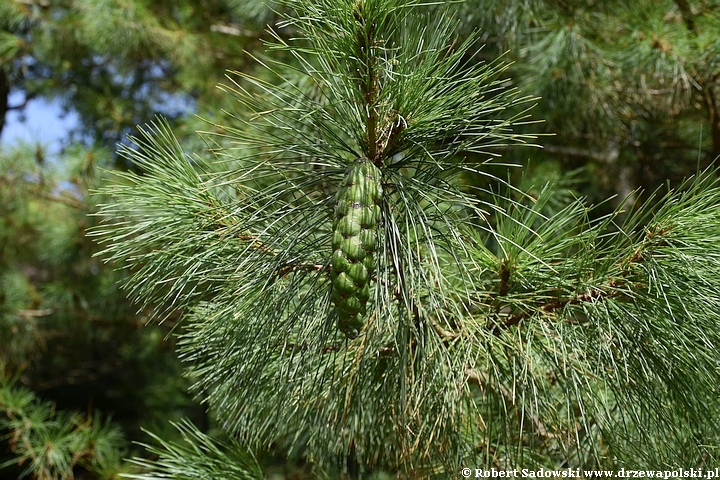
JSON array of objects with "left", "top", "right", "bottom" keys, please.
[{"left": 330, "top": 157, "right": 382, "bottom": 337}]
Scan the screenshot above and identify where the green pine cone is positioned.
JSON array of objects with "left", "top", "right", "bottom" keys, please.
[{"left": 330, "top": 157, "right": 382, "bottom": 338}]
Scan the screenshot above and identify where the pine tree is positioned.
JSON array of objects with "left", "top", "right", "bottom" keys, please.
[
  {"left": 0, "top": 0, "right": 271, "bottom": 146},
  {"left": 453, "top": 0, "right": 720, "bottom": 204},
  {"left": 0, "top": 379, "right": 130, "bottom": 479},
  {"left": 95, "top": 0, "right": 720, "bottom": 476},
  {"left": 0, "top": 139, "right": 206, "bottom": 478},
  {"left": 1, "top": 1, "right": 281, "bottom": 476}
]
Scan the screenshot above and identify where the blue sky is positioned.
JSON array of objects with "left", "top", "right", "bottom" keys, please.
[{"left": 1, "top": 91, "right": 79, "bottom": 155}]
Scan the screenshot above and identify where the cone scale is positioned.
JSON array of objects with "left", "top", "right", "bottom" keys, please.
[{"left": 330, "top": 157, "right": 382, "bottom": 337}]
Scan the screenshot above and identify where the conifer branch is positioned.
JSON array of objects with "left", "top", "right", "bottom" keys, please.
[
  {"left": 274, "top": 263, "right": 326, "bottom": 276},
  {"left": 491, "top": 283, "right": 625, "bottom": 333},
  {"left": 92, "top": 0, "right": 720, "bottom": 473},
  {"left": 489, "top": 216, "right": 678, "bottom": 333},
  {"left": 354, "top": 1, "right": 379, "bottom": 163},
  {"left": 210, "top": 217, "right": 326, "bottom": 278}
]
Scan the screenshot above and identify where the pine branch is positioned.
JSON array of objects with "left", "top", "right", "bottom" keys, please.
[
  {"left": 93, "top": 0, "right": 720, "bottom": 473},
  {"left": 490, "top": 281, "right": 625, "bottom": 333},
  {"left": 0, "top": 382, "right": 128, "bottom": 479},
  {"left": 126, "top": 420, "right": 262, "bottom": 480}
]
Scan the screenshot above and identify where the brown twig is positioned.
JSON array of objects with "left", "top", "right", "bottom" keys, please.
[
  {"left": 16, "top": 309, "right": 54, "bottom": 317},
  {"left": 274, "top": 262, "right": 325, "bottom": 278},
  {"left": 431, "top": 319, "right": 459, "bottom": 342},
  {"left": 704, "top": 86, "right": 720, "bottom": 159},
  {"left": 491, "top": 284, "right": 624, "bottom": 334},
  {"left": 282, "top": 340, "right": 395, "bottom": 356},
  {"left": 498, "top": 260, "right": 511, "bottom": 297},
  {"left": 673, "top": 0, "right": 696, "bottom": 34},
  {"left": 283, "top": 342, "right": 343, "bottom": 354}
]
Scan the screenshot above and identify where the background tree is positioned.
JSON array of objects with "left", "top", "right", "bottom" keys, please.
[
  {"left": 454, "top": 0, "right": 720, "bottom": 204},
  {"left": 0, "top": 139, "right": 209, "bottom": 478},
  {"left": 0, "top": 0, "right": 276, "bottom": 475},
  {"left": 95, "top": 0, "right": 720, "bottom": 477},
  {"left": 0, "top": 0, "right": 273, "bottom": 146},
  {"left": 0, "top": 1, "right": 313, "bottom": 477}
]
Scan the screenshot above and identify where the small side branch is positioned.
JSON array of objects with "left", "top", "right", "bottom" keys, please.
[
  {"left": 213, "top": 222, "right": 327, "bottom": 279},
  {"left": 498, "top": 260, "right": 510, "bottom": 297},
  {"left": 7, "top": 96, "right": 32, "bottom": 111},
  {"left": 17, "top": 308, "right": 54, "bottom": 317},
  {"left": 282, "top": 341, "right": 395, "bottom": 357},
  {"left": 491, "top": 284, "right": 624, "bottom": 334},
  {"left": 274, "top": 262, "right": 325, "bottom": 278},
  {"left": 284, "top": 342, "right": 343, "bottom": 354},
  {"left": 488, "top": 222, "right": 674, "bottom": 333}
]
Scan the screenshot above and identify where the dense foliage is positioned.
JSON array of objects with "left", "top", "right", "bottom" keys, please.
[
  {"left": 458, "top": 0, "right": 720, "bottom": 204},
  {"left": 95, "top": 0, "right": 720, "bottom": 477},
  {"left": 2, "top": 0, "right": 720, "bottom": 478},
  {"left": 0, "top": 140, "right": 205, "bottom": 478}
]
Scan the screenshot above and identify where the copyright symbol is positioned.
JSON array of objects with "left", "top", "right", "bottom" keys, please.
[{"left": 461, "top": 468, "right": 472, "bottom": 477}]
